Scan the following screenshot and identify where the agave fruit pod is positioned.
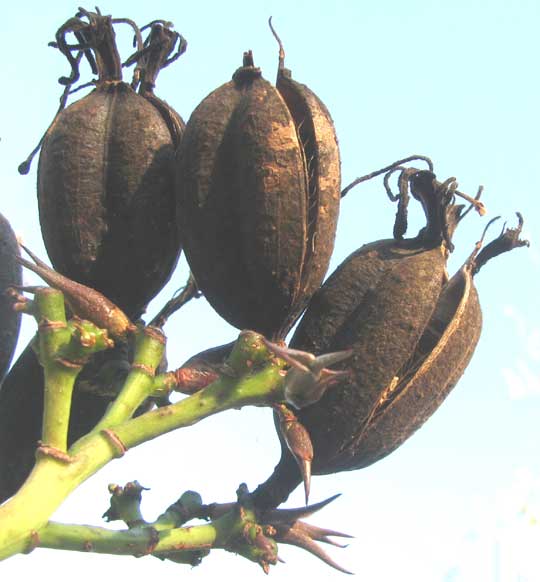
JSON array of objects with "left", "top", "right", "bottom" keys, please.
[
  {"left": 20, "top": 9, "right": 185, "bottom": 318},
  {"left": 256, "top": 208, "right": 529, "bottom": 509},
  {"left": 0, "top": 213, "right": 22, "bottom": 381},
  {"left": 176, "top": 35, "right": 341, "bottom": 338},
  {"left": 252, "top": 170, "right": 474, "bottom": 508}
]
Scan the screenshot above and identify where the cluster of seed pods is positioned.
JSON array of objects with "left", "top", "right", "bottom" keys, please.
[{"left": 0, "top": 7, "right": 530, "bottom": 519}]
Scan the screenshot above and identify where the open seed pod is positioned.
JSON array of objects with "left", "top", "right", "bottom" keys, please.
[
  {"left": 255, "top": 205, "right": 529, "bottom": 509},
  {"left": 253, "top": 170, "right": 476, "bottom": 508},
  {"left": 20, "top": 9, "right": 185, "bottom": 318},
  {"left": 176, "top": 24, "right": 340, "bottom": 339},
  {"left": 0, "top": 213, "right": 22, "bottom": 381}
]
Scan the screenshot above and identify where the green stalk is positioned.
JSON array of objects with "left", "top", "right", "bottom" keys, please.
[
  {"left": 34, "top": 289, "right": 77, "bottom": 451},
  {"left": 41, "top": 364, "right": 80, "bottom": 451},
  {"left": 115, "top": 364, "right": 284, "bottom": 449},
  {"left": 94, "top": 326, "right": 165, "bottom": 429},
  {"left": 0, "top": 363, "right": 285, "bottom": 560},
  {"left": 35, "top": 503, "right": 251, "bottom": 557}
]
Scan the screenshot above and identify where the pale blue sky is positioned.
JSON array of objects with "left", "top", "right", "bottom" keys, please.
[{"left": 1, "top": 1, "right": 539, "bottom": 580}]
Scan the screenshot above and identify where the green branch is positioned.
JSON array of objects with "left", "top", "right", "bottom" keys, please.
[
  {"left": 94, "top": 326, "right": 166, "bottom": 429},
  {"left": 0, "top": 309, "right": 285, "bottom": 562}
]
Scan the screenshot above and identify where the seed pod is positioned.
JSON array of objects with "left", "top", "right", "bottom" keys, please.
[
  {"left": 176, "top": 25, "right": 341, "bottom": 338},
  {"left": 20, "top": 10, "right": 185, "bottom": 318},
  {"left": 0, "top": 214, "right": 22, "bottom": 381},
  {"left": 252, "top": 171, "right": 466, "bottom": 508},
  {"left": 128, "top": 20, "right": 186, "bottom": 147},
  {"left": 254, "top": 203, "right": 528, "bottom": 509}
]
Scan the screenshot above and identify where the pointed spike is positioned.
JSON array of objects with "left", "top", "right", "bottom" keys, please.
[
  {"left": 300, "top": 458, "right": 311, "bottom": 506},
  {"left": 261, "top": 338, "right": 313, "bottom": 371},
  {"left": 20, "top": 244, "right": 50, "bottom": 269},
  {"left": 279, "top": 528, "right": 354, "bottom": 575},
  {"left": 300, "top": 522, "right": 354, "bottom": 546},
  {"left": 309, "top": 349, "right": 353, "bottom": 373},
  {"left": 262, "top": 493, "right": 341, "bottom": 525}
]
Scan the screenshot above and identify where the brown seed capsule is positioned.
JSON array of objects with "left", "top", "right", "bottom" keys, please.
[
  {"left": 252, "top": 170, "right": 467, "bottom": 508},
  {"left": 20, "top": 10, "right": 185, "bottom": 318},
  {"left": 254, "top": 202, "right": 528, "bottom": 510},
  {"left": 0, "top": 213, "right": 22, "bottom": 381},
  {"left": 176, "top": 24, "right": 340, "bottom": 338}
]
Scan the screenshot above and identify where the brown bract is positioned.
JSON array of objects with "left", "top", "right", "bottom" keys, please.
[{"left": 176, "top": 50, "right": 340, "bottom": 338}]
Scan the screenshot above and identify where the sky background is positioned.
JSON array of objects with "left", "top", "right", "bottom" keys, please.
[{"left": 1, "top": 1, "right": 539, "bottom": 580}]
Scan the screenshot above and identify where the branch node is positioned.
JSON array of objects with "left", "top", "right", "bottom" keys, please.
[
  {"left": 131, "top": 362, "right": 156, "bottom": 377},
  {"left": 101, "top": 429, "right": 128, "bottom": 457},
  {"left": 23, "top": 531, "right": 41, "bottom": 554},
  {"left": 36, "top": 442, "right": 73, "bottom": 463}
]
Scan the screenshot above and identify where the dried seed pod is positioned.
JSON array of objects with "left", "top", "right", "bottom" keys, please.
[
  {"left": 254, "top": 204, "right": 528, "bottom": 509},
  {"left": 20, "top": 10, "right": 185, "bottom": 318},
  {"left": 176, "top": 24, "right": 341, "bottom": 338},
  {"left": 0, "top": 213, "right": 22, "bottom": 381},
  {"left": 252, "top": 171, "right": 467, "bottom": 508},
  {"left": 128, "top": 20, "right": 186, "bottom": 147}
]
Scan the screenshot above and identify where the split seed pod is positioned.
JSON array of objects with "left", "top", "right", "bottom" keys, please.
[
  {"left": 176, "top": 22, "right": 340, "bottom": 338},
  {"left": 256, "top": 205, "right": 529, "bottom": 509},
  {"left": 253, "top": 170, "right": 472, "bottom": 508},
  {"left": 0, "top": 213, "right": 22, "bottom": 381},
  {"left": 344, "top": 214, "right": 528, "bottom": 468},
  {"left": 20, "top": 10, "right": 185, "bottom": 318}
]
